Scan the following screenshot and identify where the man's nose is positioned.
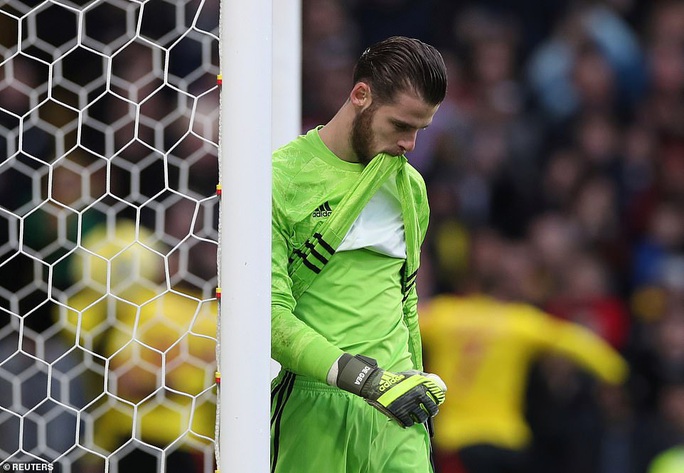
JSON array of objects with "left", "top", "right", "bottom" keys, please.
[{"left": 398, "top": 132, "right": 418, "bottom": 153}]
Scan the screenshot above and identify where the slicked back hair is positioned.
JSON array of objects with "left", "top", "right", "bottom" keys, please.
[{"left": 352, "top": 36, "right": 447, "bottom": 106}]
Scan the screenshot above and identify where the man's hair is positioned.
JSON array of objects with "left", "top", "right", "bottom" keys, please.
[{"left": 353, "top": 36, "right": 447, "bottom": 106}]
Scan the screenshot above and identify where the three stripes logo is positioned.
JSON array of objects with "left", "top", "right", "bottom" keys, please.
[{"left": 312, "top": 201, "right": 332, "bottom": 218}]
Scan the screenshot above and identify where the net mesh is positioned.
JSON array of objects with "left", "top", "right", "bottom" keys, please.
[{"left": 0, "top": 0, "right": 220, "bottom": 471}]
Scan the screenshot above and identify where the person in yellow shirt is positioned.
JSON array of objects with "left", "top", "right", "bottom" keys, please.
[
  {"left": 55, "top": 220, "right": 217, "bottom": 473},
  {"left": 420, "top": 293, "right": 629, "bottom": 473}
]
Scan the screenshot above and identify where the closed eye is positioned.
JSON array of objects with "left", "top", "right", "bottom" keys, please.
[{"left": 392, "top": 120, "right": 428, "bottom": 133}]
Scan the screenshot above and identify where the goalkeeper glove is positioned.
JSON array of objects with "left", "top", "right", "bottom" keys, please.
[{"left": 333, "top": 353, "right": 446, "bottom": 428}]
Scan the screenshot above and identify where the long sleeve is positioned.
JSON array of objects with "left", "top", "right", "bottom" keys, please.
[
  {"left": 545, "top": 315, "right": 629, "bottom": 385},
  {"left": 271, "top": 193, "right": 344, "bottom": 382}
]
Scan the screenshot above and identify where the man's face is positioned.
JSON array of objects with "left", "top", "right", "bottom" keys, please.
[{"left": 350, "top": 90, "right": 440, "bottom": 165}]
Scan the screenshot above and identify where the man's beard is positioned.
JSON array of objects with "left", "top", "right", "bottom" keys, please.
[{"left": 350, "top": 104, "right": 377, "bottom": 165}]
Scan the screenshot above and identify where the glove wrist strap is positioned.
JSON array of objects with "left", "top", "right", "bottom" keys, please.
[{"left": 336, "top": 354, "right": 378, "bottom": 396}]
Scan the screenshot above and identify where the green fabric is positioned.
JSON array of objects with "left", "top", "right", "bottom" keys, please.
[
  {"left": 270, "top": 373, "right": 434, "bottom": 473},
  {"left": 295, "top": 249, "right": 411, "bottom": 372},
  {"left": 271, "top": 127, "right": 429, "bottom": 382},
  {"left": 287, "top": 150, "right": 405, "bottom": 299}
]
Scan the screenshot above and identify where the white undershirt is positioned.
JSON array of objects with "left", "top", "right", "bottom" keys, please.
[{"left": 337, "top": 174, "right": 406, "bottom": 258}]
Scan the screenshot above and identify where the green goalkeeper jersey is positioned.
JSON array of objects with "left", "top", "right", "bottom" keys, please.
[{"left": 272, "top": 127, "right": 430, "bottom": 382}]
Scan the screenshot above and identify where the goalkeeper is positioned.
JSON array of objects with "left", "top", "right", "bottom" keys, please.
[{"left": 271, "top": 36, "right": 448, "bottom": 472}]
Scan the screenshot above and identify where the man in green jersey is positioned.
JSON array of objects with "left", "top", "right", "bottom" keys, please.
[{"left": 271, "top": 36, "right": 448, "bottom": 472}]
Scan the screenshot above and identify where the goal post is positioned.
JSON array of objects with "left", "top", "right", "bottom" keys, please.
[
  {"left": 272, "top": 0, "right": 301, "bottom": 151},
  {"left": 217, "top": 1, "right": 272, "bottom": 472}
]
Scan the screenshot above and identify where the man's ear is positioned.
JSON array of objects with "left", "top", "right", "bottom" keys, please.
[{"left": 350, "top": 82, "right": 371, "bottom": 108}]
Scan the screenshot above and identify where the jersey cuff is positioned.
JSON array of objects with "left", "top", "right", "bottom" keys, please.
[{"left": 326, "top": 355, "right": 343, "bottom": 386}]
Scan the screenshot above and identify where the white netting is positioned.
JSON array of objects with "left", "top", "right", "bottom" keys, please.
[{"left": 0, "top": 0, "right": 220, "bottom": 471}]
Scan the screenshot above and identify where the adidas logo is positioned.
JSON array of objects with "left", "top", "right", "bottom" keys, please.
[{"left": 312, "top": 201, "right": 332, "bottom": 218}]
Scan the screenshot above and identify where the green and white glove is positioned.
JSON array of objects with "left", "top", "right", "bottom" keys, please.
[{"left": 331, "top": 353, "right": 447, "bottom": 428}]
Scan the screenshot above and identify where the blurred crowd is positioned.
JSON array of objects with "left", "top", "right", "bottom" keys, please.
[
  {"left": 3, "top": 0, "right": 684, "bottom": 471},
  {"left": 300, "top": 0, "right": 684, "bottom": 472}
]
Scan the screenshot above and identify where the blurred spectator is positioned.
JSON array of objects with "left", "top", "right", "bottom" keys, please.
[
  {"left": 545, "top": 250, "right": 631, "bottom": 350},
  {"left": 538, "top": 148, "right": 586, "bottom": 212},
  {"left": 631, "top": 201, "right": 684, "bottom": 290},
  {"left": 526, "top": 2, "right": 646, "bottom": 124},
  {"left": 55, "top": 220, "right": 216, "bottom": 473},
  {"left": 629, "top": 291, "right": 684, "bottom": 409},
  {"left": 420, "top": 286, "right": 629, "bottom": 473},
  {"left": 301, "top": 0, "right": 360, "bottom": 129},
  {"left": 620, "top": 122, "right": 659, "bottom": 238}
]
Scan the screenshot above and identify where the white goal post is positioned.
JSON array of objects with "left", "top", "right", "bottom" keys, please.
[
  {"left": 216, "top": 1, "right": 271, "bottom": 472},
  {"left": 0, "top": 0, "right": 299, "bottom": 471}
]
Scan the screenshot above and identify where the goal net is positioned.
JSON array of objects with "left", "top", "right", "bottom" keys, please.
[{"left": 0, "top": 0, "right": 221, "bottom": 471}]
